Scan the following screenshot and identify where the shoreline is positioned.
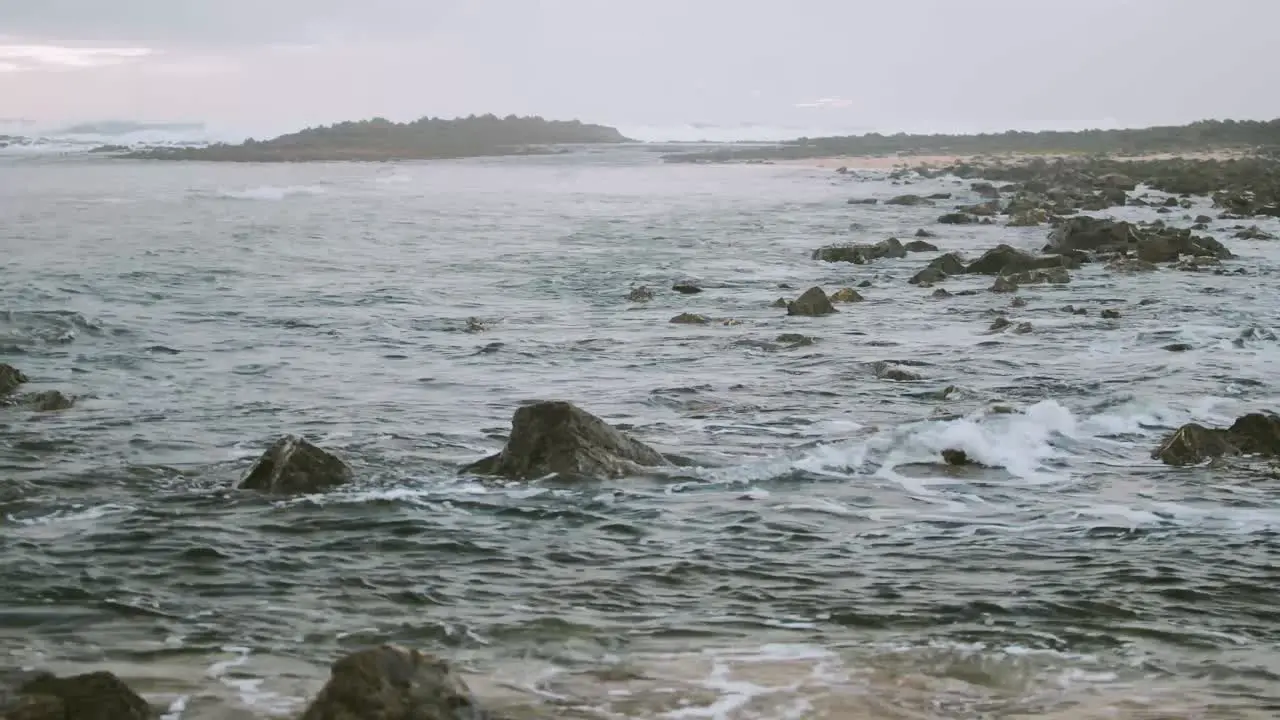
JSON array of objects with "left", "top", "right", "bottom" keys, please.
[{"left": 774, "top": 149, "right": 1250, "bottom": 171}]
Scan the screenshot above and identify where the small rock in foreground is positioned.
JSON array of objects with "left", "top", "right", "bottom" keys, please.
[
  {"left": 299, "top": 645, "right": 489, "bottom": 720},
  {"left": 787, "top": 287, "right": 837, "bottom": 317},
  {"left": 462, "top": 400, "right": 670, "bottom": 480},
  {"left": 1, "top": 670, "right": 152, "bottom": 720},
  {"left": 239, "top": 435, "right": 354, "bottom": 494}
]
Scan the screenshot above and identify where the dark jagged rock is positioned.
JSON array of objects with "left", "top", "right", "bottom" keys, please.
[
  {"left": 937, "top": 212, "right": 975, "bottom": 225},
  {"left": 1153, "top": 412, "right": 1280, "bottom": 466},
  {"left": 1194, "top": 214, "right": 1214, "bottom": 224},
  {"left": 1, "top": 670, "right": 152, "bottom": 720},
  {"left": 1013, "top": 322, "right": 1034, "bottom": 334},
  {"left": 1234, "top": 225, "right": 1276, "bottom": 240},
  {"left": 990, "top": 276, "right": 1018, "bottom": 293},
  {"left": 769, "top": 298, "right": 788, "bottom": 308},
  {"left": 0, "top": 363, "right": 27, "bottom": 396},
  {"left": 21, "top": 390, "right": 74, "bottom": 412},
  {"left": 857, "top": 279, "right": 873, "bottom": 287},
  {"left": 931, "top": 288, "right": 953, "bottom": 299},
  {"left": 927, "top": 192, "right": 952, "bottom": 200},
  {"left": 987, "top": 317, "right": 1012, "bottom": 333},
  {"left": 1100, "top": 309, "right": 1122, "bottom": 319},
  {"left": 886, "top": 194, "right": 931, "bottom": 206},
  {"left": 1164, "top": 342, "right": 1194, "bottom": 352},
  {"left": 928, "top": 252, "right": 967, "bottom": 276},
  {"left": 239, "top": 435, "right": 354, "bottom": 494},
  {"left": 461, "top": 401, "right": 669, "bottom": 480},
  {"left": 873, "top": 361, "right": 922, "bottom": 381},
  {"left": 787, "top": 287, "right": 837, "bottom": 317},
  {"left": 829, "top": 287, "right": 864, "bottom": 303},
  {"left": 847, "top": 197, "right": 878, "bottom": 205},
  {"left": 942, "top": 449, "right": 973, "bottom": 465},
  {"left": 910, "top": 267, "right": 947, "bottom": 285},
  {"left": 776, "top": 333, "right": 815, "bottom": 347},
  {"left": 1048, "top": 216, "right": 1232, "bottom": 262},
  {"left": 971, "top": 181, "right": 1001, "bottom": 198},
  {"left": 966, "top": 245, "right": 1077, "bottom": 275},
  {"left": 671, "top": 281, "right": 703, "bottom": 294},
  {"left": 669, "top": 313, "right": 710, "bottom": 324},
  {"left": 903, "top": 239, "right": 938, "bottom": 252},
  {"left": 299, "top": 645, "right": 490, "bottom": 720},
  {"left": 627, "top": 286, "right": 654, "bottom": 302},
  {"left": 914, "top": 228, "right": 936, "bottom": 238},
  {"left": 1010, "top": 296, "right": 1028, "bottom": 308},
  {"left": 811, "top": 237, "right": 905, "bottom": 264}
]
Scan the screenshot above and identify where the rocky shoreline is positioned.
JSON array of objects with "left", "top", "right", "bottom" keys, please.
[{"left": 4, "top": 149, "right": 1280, "bottom": 718}]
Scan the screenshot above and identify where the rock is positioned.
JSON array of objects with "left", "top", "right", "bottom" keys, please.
[
  {"left": 903, "top": 239, "right": 938, "bottom": 252},
  {"left": 1097, "top": 173, "right": 1137, "bottom": 191},
  {"left": 21, "top": 391, "right": 74, "bottom": 412},
  {"left": 1062, "top": 304, "right": 1088, "bottom": 315},
  {"left": 914, "top": 228, "right": 936, "bottom": 238},
  {"left": 1105, "top": 257, "right": 1158, "bottom": 273},
  {"left": 926, "top": 192, "right": 952, "bottom": 200},
  {"left": 1234, "top": 225, "right": 1276, "bottom": 240},
  {"left": 829, "top": 287, "right": 864, "bottom": 303},
  {"left": 886, "top": 194, "right": 931, "bottom": 206},
  {"left": 931, "top": 288, "right": 953, "bottom": 299},
  {"left": 1164, "top": 342, "right": 1194, "bottom": 352},
  {"left": 942, "top": 449, "right": 972, "bottom": 465},
  {"left": 873, "top": 362, "right": 922, "bottom": 381},
  {"left": 811, "top": 237, "right": 906, "bottom": 264},
  {"left": 1013, "top": 322, "right": 1033, "bottom": 334},
  {"left": 1100, "top": 309, "right": 1122, "bottom": 319},
  {"left": 669, "top": 313, "right": 710, "bottom": 324},
  {"left": 960, "top": 200, "right": 1001, "bottom": 217},
  {"left": 239, "top": 435, "right": 354, "bottom": 494},
  {"left": 626, "top": 286, "right": 653, "bottom": 302},
  {"left": 1153, "top": 412, "right": 1280, "bottom": 466},
  {"left": 463, "top": 317, "right": 487, "bottom": 334},
  {"left": 966, "top": 245, "right": 1076, "bottom": 275},
  {"left": 937, "top": 212, "right": 974, "bottom": 225},
  {"left": 2, "top": 671, "right": 152, "bottom": 720},
  {"left": 1194, "top": 215, "right": 1213, "bottom": 224},
  {"left": 1005, "top": 267, "right": 1070, "bottom": 285},
  {"left": 1049, "top": 216, "right": 1231, "bottom": 263},
  {"left": 1007, "top": 208, "right": 1048, "bottom": 227},
  {"left": 770, "top": 298, "right": 788, "bottom": 308},
  {"left": 299, "top": 645, "right": 488, "bottom": 720},
  {"left": 672, "top": 282, "right": 703, "bottom": 294},
  {"left": 787, "top": 287, "right": 837, "bottom": 317},
  {"left": 461, "top": 401, "right": 669, "bottom": 479},
  {"left": 928, "top": 252, "right": 966, "bottom": 276},
  {"left": 987, "top": 317, "right": 1012, "bottom": 333},
  {"left": 776, "top": 333, "right": 815, "bottom": 347},
  {"left": 971, "top": 181, "right": 1001, "bottom": 198},
  {"left": 990, "top": 276, "right": 1018, "bottom": 293},
  {"left": 847, "top": 198, "right": 878, "bottom": 205},
  {"left": 0, "top": 364, "right": 27, "bottom": 396},
  {"left": 910, "top": 267, "right": 947, "bottom": 285},
  {"left": 1010, "top": 296, "right": 1028, "bottom": 308}
]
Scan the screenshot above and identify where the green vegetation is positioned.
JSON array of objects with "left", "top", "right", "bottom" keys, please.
[
  {"left": 662, "top": 118, "right": 1280, "bottom": 163},
  {"left": 127, "top": 114, "right": 631, "bottom": 162}
]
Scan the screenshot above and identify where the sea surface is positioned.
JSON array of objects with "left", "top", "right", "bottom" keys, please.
[{"left": 2, "top": 148, "right": 1279, "bottom": 719}]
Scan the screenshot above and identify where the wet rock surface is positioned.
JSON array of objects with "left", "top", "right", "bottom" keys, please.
[
  {"left": 1153, "top": 412, "right": 1280, "bottom": 466},
  {"left": 239, "top": 435, "right": 355, "bottom": 494},
  {"left": 300, "top": 645, "right": 493, "bottom": 720}
]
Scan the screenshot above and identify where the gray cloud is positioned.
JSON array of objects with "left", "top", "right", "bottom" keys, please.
[{"left": 1, "top": 0, "right": 1277, "bottom": 135}]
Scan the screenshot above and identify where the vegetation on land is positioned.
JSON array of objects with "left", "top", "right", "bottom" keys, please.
[
  {"left": 126, "top": 114, "right": 631, "bottom": 162},
  {"left": 662, "top": 118, "right": 1280, "bottom": 163}
]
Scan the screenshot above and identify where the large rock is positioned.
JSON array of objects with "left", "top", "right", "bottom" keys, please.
[
  {"left": 239, "top": 435, "right": 354, "bottom": 493},
  {"left": 787, "top": 287, "right": 837, "bottom": 317},
  {"left": 965, "top": 245, "right": 1077, "bottom": 275},
  {"left": 299, "top": 645, "right": 490, "bottom": 720},
  {"left": 885, "top": 194, "right": 931, "bottom": 206},
  {"left": 0, "top": 364, "right": 27, "bottom": 396},
  {"left": 928, "top": 252, "right": 966, "bottom": 276},
  {"left": 1048, "top": 216, "right": 1232, "bottom": 262},
  {"left": 1152, "top": 412, "right": 1280, "bottom": 466},
  {"left": 811, "top": 237, "right": 905, "bottom": 264},
  {"left": 461, "top": 401, "right": 670, "bottom": 480},
  {"left": 0, "top": 670, "right": 152, "bottom": 720}
]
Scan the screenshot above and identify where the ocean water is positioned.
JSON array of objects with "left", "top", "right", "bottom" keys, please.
[{"left": 2, "top": 148, "right": 1280, "bottom": 719}]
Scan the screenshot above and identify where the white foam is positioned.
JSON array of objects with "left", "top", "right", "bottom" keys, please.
[{"left": 214, "top": 185, "right": 327, "bottom": 201}]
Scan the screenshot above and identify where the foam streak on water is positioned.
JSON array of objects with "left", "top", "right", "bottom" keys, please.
[{"left": 2, "top": 149, "right": 1280, "bottom": 718}]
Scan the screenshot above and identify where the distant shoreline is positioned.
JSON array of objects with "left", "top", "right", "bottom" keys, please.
[{"left": 772, "top": 149, "right": 1248, "bottom": 171}]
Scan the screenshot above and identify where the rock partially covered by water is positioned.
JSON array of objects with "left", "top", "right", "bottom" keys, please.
[
  {"left": 462, "top": 401, "right": 670, "bottom": 480},
  {"left": 787, "top": 287, "right": 837, "bottom": 317},
  {"left": 965, "top": 245, "right": 1077, "bottom": 275},
  {"left": 300, "top": 645, "right": 490, "bottom": 720},
  {"left": 811, "top": 237, "right": 905, "bottom": 264},
  {"left": 1153, "top": 412, "right": 1280, "bottom": 466},
  {"left": 0, "top": 363, "right": 27, "bottom": 396},
  {"left": 1048, "top": 216, "right": 1232, "bottom": 262},
  {"left": 0, "top": 670, "right": 152, "bottom": 720},
  {"left": 239, "top": 435, "right": 354, "bottom": 494},
  {"left": 20, "top": 390, "right": 75, "bottom": 412}
]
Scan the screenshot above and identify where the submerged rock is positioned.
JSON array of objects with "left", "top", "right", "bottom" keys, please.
[
  {"left": 1048, "top": 216, "right": 1232, "bottom": 262},
  {"left": 886, "top": 194, "right": 931, "bottom": 206},
  {"left": 299, "top": 645, "right": 488, "bottom": 720},
  {"left": 928, "top": 252, "right": 966, "bottom": 276},
  {"left": 21, "top": 390, "right": 74, "bottom": 412},
  {"left": 966, "top": 245, "right": 1077, "bottom": 275},
  {"left": 239, "top": 435, "right": 354, "bottom": 494},
  {"left": 829, "top": 287, "right": 864, "bottom": 303},
  {"left": 626, "top": 285, "right": 654, "bottom": 302},
  {"left": 873, "top": 361, "right": 922, "bottom": 381},
  {"left": 941, "top": 449, "right": 972, "bottom": 466},
  {"left": 0, "top": 363, "right": 27, "bottom": 396},
  {"left": 1, "top": 670, "right": 152, "bottom": 720},
  {"left": 937, "top": 212, "right": 974, "bottom": 225},
  {"left": 461, "top": 400, "right": 670, "bottom": 480},
  {"left": 1153, "top": 412, "right": 1280, "bottom": 466},
  {"left": 811, "top": 237, "right": 905, "bottom": 264},
  {"left": 1101, "top": 308, "right": 1122, "bottom": 319},
  {"left": 669, "top": 313, "right": 710, "bottom": 324},
  {"left": 671, "top": 281, "right": 703, "bottom": 294},
  {"left": 903, "top": 239, "right": 938, "bottom": 252},
  {"left": 787, "top": 287, "right": 837, "bottom": 317}
]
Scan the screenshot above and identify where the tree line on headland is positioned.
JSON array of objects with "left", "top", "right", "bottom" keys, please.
[
  {"left": 661, "top": 118, "right": 1280, "bottom": 163},
  {"left": 124, "top": 114, "right": 631, "bottom": 162}
]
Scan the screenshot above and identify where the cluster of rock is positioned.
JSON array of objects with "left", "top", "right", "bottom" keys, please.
[
  {"left": 0, "top": 364, "right": 75, "bottom": 412},
  {"left": 1153, "top": 413, "right": 1280, "bottom": 466},
  {"left": 1, "top": 645, "right": 497, "bottom": 720}
]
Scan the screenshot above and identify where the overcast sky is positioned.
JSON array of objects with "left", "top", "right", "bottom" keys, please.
[{"left": 1, "top": 0, "right": 1276, "bottom": 139}]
